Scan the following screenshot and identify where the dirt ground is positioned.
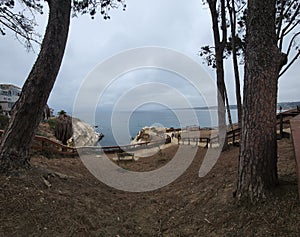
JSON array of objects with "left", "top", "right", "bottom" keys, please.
[{"left": 0, "top": 138, "right": 299, "bottom": 236}]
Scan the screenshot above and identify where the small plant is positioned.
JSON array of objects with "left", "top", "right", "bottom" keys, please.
[
  {"left": 47, "top": 118, "right": 56, "bottom": 131},
  {"left": 58, "top": 110, "right": 67, "bottom": 116},
  {"left": 36, "top": 131, "right": 47, "bottom": 137}
]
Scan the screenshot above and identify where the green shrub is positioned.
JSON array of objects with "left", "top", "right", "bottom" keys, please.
[
  {"left": 58, "top": 110, "right": 67, "bottom": 115},
  {"left": 47, "top": 118, "right": 56, "bottom": 131}
]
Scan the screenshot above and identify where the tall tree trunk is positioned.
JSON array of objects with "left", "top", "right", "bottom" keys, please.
[
  {"left": 207, "top": 0, "right": 227, "bottom": 149},
  {"left": 227, "top": 0, "right": 242, "bottom": 128},
  {"left": 236, "top": 0, "right": 283, "bottom": 202},
  {"left": 231, "top": 43, "right": 242, "bottom": 128},
  {"left": 216, "top": 51, "right": 228, "bottom": 149},
  {"left": 0, "top": 0, "right": 71, "bottom": 174},
  {"left": 224, "top": 87, "right": 234, "bottom": 131}
]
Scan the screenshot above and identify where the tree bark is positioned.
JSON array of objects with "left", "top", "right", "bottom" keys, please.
[
  {"left": 0, "top": 0, "right": 71, "bottom": 174},
  {"left": 55, "top": 114, "right": 73, "bottom": 145},
  {"left": 227, "top": 0, "right": 242, "bottom": 128},
  {"left": 207, "top": 0, "right": 227, "bottom": 149},
  {"left": 231, "top": 43, "right": 242, "bottom": 129},
  {"left": 236, "top": 0, "right": 284, "bottom": 202},
  {"left": 224, "top": 87, "right": 234, "bottom": 131}
]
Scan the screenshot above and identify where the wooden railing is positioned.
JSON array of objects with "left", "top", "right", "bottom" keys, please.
[
  {"left": 227, "top": 127, "right": 241, "bottom": 144},
  {"left": 2, "top": 108, "right": 297, "bottom": 158},
  {"left": 0, "top": 130, "right": 167, "bottom": 157},
  {"left": 78, "top": 139, "right": 166, "bottom": 154},
  {"left": 0, "top": 130, "right": 78, "bottom": 157},
  {"left": 32, "top": 135, "right": 78, "bottom": 156},
  {"left": 179, "top": 126, "right": 241, "bottom": 148},
  {"left": 277, "top": 109, "right": 300, "bottom": 139},
  {"left": 289, "top": 114, "right": 300, "bottom": 201},
  {"left": 180, "top": 137, "right": 211, "bottom": 147}
]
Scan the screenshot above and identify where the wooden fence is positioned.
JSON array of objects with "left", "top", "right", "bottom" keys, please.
[
  {"left": 77, "top": 139, "right": 166, "bottom": 154},
  {"left": 1, "top": 108, "right": 298, "bottom": 158},
  {"left": 32, "top": 135, "right": 78, "bottom": 156},
  {"left": 277, "top": 109, "right": 300, "bottom": 139},
  {"left": 289, "top": 114, "right": 300, "bottom": 201},
  {"left": 0, "top": 130, "right": 166, "bottom": 157},
  {"left": 0, "top": 130, "right": 77, "bottom": 157},
  {"left": 180, "top": 127, "right": 241, "bottom": 147}
]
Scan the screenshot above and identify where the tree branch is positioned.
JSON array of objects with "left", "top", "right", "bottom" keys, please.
[
  {"left": 279, "top": 50, "right": 300, "bottom": 77},
  {"left": 286, "top": 31, "right": 300, "bottom": 56},
  {"left": 0, "top": 4, "right": 41, "bottom": 50},
  {"left": 276, "top": 0, "right": 286, "bottom": 49},
  {"left": 221, "top": 0, "right": 227, "bottom": 47},
  {"left": 283, "top": 19, "right": 300, "bottom": 37},
  {"left": 280, "top": 2, "right": 300, "bottom": 41}
]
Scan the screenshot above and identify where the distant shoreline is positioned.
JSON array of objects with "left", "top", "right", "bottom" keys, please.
[{"left": 174, "top": 101, "right": 300, "bottom": 111}]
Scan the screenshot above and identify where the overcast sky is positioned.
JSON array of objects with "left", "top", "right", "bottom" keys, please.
[{"left": 1, "top": 0, "right": 300, "bottom": 114}]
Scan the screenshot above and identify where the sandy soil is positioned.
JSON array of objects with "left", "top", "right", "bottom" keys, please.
[{"left": 0, "top": 137, "right": 299, "bottom": 236}]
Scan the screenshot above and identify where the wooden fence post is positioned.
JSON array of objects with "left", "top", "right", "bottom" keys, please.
[{"left": 280, "top": 113, "right": 283, "bottom": 140}]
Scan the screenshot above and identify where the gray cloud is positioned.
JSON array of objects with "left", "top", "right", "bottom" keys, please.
[{"left": 1, "top": 0, "right": 299, "bottom": 115}]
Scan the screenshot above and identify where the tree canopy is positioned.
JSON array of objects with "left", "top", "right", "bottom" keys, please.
[
  {"left": 200, "top": 0, "right": 300, "bottom": 77},
  {"left": 0, "top": 0, "right": 126, "bottom": 50},
  {"left": 0, "top": 0, "right": 43, "bottom": 49}
]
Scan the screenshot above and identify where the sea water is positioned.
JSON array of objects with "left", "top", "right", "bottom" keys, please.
[{"left": 94, "top": 109, "right": 238, "bottom": 146}]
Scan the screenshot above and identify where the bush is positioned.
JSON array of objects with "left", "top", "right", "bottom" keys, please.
[{"left": 47, "top": 118, "right": 56, "bottom": 131}]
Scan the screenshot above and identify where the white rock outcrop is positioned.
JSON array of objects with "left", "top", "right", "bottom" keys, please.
[
  {"left": 70, "top": 118, "right": 100, "bottom": 147},
  {"left": 131, "top": 126, "right": 167, "bottom": 144}
]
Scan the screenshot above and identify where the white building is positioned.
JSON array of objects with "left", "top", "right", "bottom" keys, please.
[{"left": 0, "top": 84, "right": 21, "bottom": 115}]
